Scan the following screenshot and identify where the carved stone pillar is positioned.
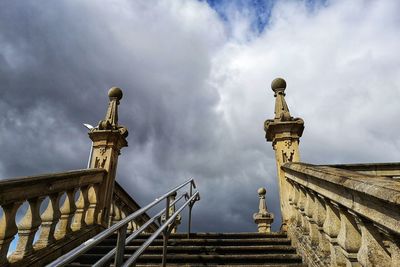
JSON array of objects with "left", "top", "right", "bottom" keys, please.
[
  {"left": 253, "top": 187, "right": 274, "bottom": 233},
  {"left": 88, "top": 87, "right": 128, "bottom": 227},
  {"left": 264, "top": 78, "right": 304, "bottom": 231}
]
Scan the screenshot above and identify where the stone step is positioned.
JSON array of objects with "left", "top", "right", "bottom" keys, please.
[
  {"left": 134, "top": 265, "right": 307, "bottom": 267},
  {"left": 68, "top": 232, "right": 304, "bottom": 266},
  {"left": 74, "top": 253, "right": 303, "bottom": 265},
  {"left": 100, "top": 238, "right": 292, "bottom": 246},
  {"left": 67, "top": 264, "right": 307, "bottom": 267},
  {"left": 135, "top": 232, "right": 288, "bottom": 239},
  {"left": 88, "top": 244, "right": 297, "bottom": 255}
]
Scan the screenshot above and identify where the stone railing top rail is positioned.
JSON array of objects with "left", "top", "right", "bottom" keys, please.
[
  {"left": 322, "top": 162, "right": 400, "bottom": 178},
  {"left": 0, "top": 169, "right": 107, "bottom": 205},
  {"left": 283, "top": 162, "right": 400, "bottom": 234},
  {"left": 113, "top": 182, "right": 142, "bottom": 212},
  {"left": 283, "top": 162, "right": 400, "bottom": 205}
]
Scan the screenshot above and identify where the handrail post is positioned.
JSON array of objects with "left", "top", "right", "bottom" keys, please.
[
  {"left": 114, "top": 224, "right": 128, "bottom": 267},
  {"left": 162, "top": 196, "right": 171, "bottom": 267},
  {"left": 187, "top": 182, "right": 193, "bottom": 239}
]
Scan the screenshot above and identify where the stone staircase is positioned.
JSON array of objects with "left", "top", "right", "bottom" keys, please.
[{"left": 66, "top": 232, "right": 305, "bottom": 266}]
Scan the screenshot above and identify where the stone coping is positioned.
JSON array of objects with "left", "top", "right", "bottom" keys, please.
[
  {"left": 0, "top": 168, "right": 106, "bottom": 186},
  {"left": 0, "top": 169, "right": 107, "bottom": 205},
  {"left": 322, "top": 162, "right": 400, "bottom": 177}
]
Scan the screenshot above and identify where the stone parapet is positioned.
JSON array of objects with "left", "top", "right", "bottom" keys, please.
[{"left": 283, "top": 162, "right": 400, "bottom": 266}]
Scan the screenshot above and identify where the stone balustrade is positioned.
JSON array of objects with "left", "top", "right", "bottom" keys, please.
[
  {"left": 0, "top": 169, "right": 107, "bottom": 266},
  {"left": 0, "top": 172, "right": 157, "bottom": 266},
  {"left": 283, "top": 162, "right": 400, "bottom": 267},
  {"left": 110, "top": 182, "right": 158, "bottom": 233}
]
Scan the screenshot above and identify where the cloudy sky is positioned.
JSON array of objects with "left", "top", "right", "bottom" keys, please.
[{"left": 1, "top": 0, "right": 400, "bottom": 236}]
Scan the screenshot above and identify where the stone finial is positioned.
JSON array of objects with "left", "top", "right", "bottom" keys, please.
[
  {"left": 271, "top": 78, "right": 292, "bottom": 121},
  {"left": 253, "top": 187, "right": 274, "bottom": 233},
  {"left": 98, "top": 87, "right": 128, "bottom": 137},
  {"left": 264, "top": 78, "right": 304, "bottom": 142}
]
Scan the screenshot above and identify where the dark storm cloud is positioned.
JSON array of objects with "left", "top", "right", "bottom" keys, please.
[
  {"left": 2, "top": 0, "right": 400, "bottom": 235},
  {"left": 0, "top": 0, "right": 277, "bottom": 232}
]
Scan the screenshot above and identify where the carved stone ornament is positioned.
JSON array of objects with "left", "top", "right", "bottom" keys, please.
[{"left": 97, "top": 87, "right": 129, "bottom": 138}]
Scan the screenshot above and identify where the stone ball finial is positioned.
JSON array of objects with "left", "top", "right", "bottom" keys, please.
[
  {"left": 258, "top": 187, "right": 266, "bottom": 196},
  {"left": 108, "top": 87, "right": 123, "bottom": 100},
  {"left": 271, "top": 78, "right": 286, "bottom": 92}
]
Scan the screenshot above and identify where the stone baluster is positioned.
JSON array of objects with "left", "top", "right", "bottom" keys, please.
[
  {"left": 355, "top": 216, "right": 391, "bottom": 266},
  {"left": 55, "top": 189, "right": 77, "bottom": 240},
  {"left": 169, "top": 192, "right": 180, "bottom": 233},
  {"left": 34, "top": 193, "right": 61, "bottom": 249},
  {"left": 85, "top": 184, "right": 99, "bottom": 226},
  {"left": 323, "top": 200, "right": 346, "bottom": 266},
  {"left": 0, "top": 202, "right": 22, "bottom": 265},
  {"left": 108, "top": 200, "right": 115, "bottom": 226},
  {"left": 287, "top": 180, "right": 297, "bottom": 225},
  {"left": 131, "top": 221, "right": 138, "bottom": 232},
  {"left": 127, "top": 219, "right": 133, "bottom": 234},
  {"left": 292, "top": 183, "right": 302, "bottom": 228},
  {"left": 112, "top": 200, "right": 122, "bottom": 225},
  {"left": 336, "top": 208, "right": 361, "bottom": 266},
  {"left": 10, "top": 197, "right": 44, "bottom": 262},
  {"left": 161, "top": 192, "right": 181, "bottom": 233},
  {"left": 120, "top": 209, "right": 126, "bottom": 221},
  {"left": 297, "top": 185, "right": 309, "bottom": 235},
  {"left": 381, "top": 231, "right": 400, "bottom": 266},
  {"left": 314, "top": 194, "right": 330, "bottom": 258},
  {"left": 304, "top": 190, "right": 319, "bottom": 246},
  {"left": 71, "top": 186, "right": 89, "bottom": 231}
]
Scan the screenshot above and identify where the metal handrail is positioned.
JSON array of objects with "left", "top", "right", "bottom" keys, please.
[
  {"left": 93, "top": 194, "right": 186, "bottom": 267},
  {"left": 123, "top": 192, "right": 200, "bottom": 267},
  {"left": 47, "top": 178, "right": 199, "bottom": 267}
]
